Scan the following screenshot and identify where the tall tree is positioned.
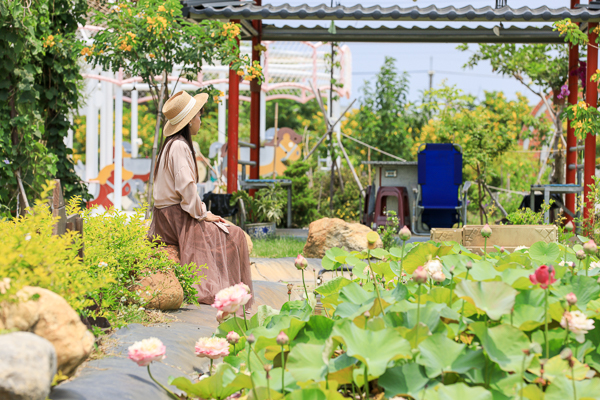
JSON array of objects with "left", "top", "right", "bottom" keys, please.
[
  {"left": 458, "top": 44, "right": 569, "bottom": 184},
  {"left": 350, "top": 56, "right": 422, "bottom": 161}
]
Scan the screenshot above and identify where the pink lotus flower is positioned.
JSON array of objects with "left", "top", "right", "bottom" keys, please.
[
  {"left": 413, "top": 266, "right": 428, "bottom": 284},
  {"left": 564, "top": 221, "right": 575, "bottom": 232},
  {"left": 561, "top": 310, "right": 595, "bottom": 343},
  {"left": 216, "top": 310, "right": 230, "bottom": 323},
  {"left": 529, "top": 265, "right": 557, "bottom": 289},
  {"left": 584, "top": 240, "right": 598, "bottom": 255},
  {"left": 212, "top": 283, "right": 252, "bottom": 313},
  {"left": 195, "top": 337, "right": 230, "bottom": 359},
  {"left": 226, "top": 331, "right": 240, "bottom": 344},
  {"left": 399, "top": 225, "right": 411, "bottom": 241},
  {"left": 294, "top": 254, "right": 308, "bottom": 270},
  {"left": 566, "top": 292, "right": 578, "bottom": 306},
  {"left": 128, "top": 338, "right": 166, "bottom": 367},
  {"left": 431, "top": 271, "right": 446, "bottom": 283},
  {"left": 276, "top": 331, "right": 289, "bottom": 346},
  {"left": 481, "top": 224, "right": 492, "bottom": 238}
]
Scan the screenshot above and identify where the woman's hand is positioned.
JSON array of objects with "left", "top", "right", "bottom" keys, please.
[{"left": 205, "top": 212, "right": 228, "bottom": 224}]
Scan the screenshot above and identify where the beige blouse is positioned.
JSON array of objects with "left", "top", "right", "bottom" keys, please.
[{"left": 153, "top": 138, "right": 229, "bottom": 234}]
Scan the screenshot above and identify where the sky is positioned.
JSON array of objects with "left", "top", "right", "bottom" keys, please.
[{"left": 265, "top": 0, "right": 580, "bottom": 107}]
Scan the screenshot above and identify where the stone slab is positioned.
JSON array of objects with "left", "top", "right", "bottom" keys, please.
[
  {"left": 430, "top": 228, "right": 463, "bottom": 243},
  {"left": 463, "top": 225, "right": 557, "bottom": 248}
]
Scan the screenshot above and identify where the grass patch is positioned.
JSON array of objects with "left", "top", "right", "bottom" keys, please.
[{"left": 251, "top": 236, "right": 306, "bottom": 258}]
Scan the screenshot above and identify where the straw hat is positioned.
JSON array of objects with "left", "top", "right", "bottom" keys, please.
[{"left": 162, "top": 90, "right": 209, "bottom": 137}]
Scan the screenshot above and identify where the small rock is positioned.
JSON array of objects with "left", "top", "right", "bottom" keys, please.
[
  {"left": 134, "top": 269, "right": 184, "bottom": 310},
  {"left": 0, "top": 286, "right": 94, "bottom": 377},
  {"left": 0, "top": 331, "right": 57, "bottom": 400},
  {"left": 303, "top": 218, "right": 383, "bottom": 258}
]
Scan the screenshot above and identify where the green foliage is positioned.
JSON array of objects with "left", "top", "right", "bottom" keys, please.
[
  {"left": 377, "top": 210, "right": 400, "bottom": 251},
  {"left": 564, "top": 101, "right": 600, "bottom": 141},
  {"left": 349, "top": 56, "right": 423, "bottom": 161},
  {"left": 0, "top": 183, "right": 110, "bottom": 311},
  {"left": 282, "top": 160, "right": 318, "bottom": 228},
  {"left": 231, "top": 185, "right": 287, "bottom": 225},
  {"left": 506, "top": 200, "right": 554, "bottom": 225},
  {"left": 459, "top": 43, "right": 569, "bottom": 97},
  {"left": 0, "top": 0, "right": 90, "bottom": 217},
  {"left": 554, "top": 18, "right": 591, "bottom": 47},
  {"left": 169, "top": 236, "right": 600, "bottom": 399},
  {"left": 81, "top": 204, "right": 204, "bottom": 324}
]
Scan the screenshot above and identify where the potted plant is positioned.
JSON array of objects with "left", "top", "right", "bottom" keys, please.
[{"left": 230, "top": 185, "right": 286, "bottom": 239}]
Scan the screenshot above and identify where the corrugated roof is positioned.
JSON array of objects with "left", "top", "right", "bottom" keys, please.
[
  {"left": 260, "top": 25, "right": 562, "bottom": 44},
  {"left": 186, "top": 4, "right": 600, "bottom": 22}
]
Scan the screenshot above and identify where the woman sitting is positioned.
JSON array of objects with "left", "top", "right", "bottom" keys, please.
[{"left": 148, "top": 90, "right": 253, "bottom": 308}]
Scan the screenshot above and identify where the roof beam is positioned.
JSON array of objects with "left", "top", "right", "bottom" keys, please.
[{"left": 187, "top": 4, "right": 600, "bottom": 23}]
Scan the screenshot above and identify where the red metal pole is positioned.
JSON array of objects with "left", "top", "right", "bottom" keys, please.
[
  {"left": 227, "top": 22, "right": 240, "bottom": 194},
  {"left": 249, "top": 10, "right": 262, "bottom": 193},
  {"left": 565, "top": 0, "right": 579, "bottom": 222},
  {"left": 584, "top": 23, "right": 598, "bottom": 222}
]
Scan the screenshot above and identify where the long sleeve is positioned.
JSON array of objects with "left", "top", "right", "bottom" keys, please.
[{"left": 160, "top": 140, "right": 229, "bottom": 234}]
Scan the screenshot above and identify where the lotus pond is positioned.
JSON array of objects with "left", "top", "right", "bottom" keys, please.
[{"left": 142, "top": 232, "right": 600, "bottom": 400}]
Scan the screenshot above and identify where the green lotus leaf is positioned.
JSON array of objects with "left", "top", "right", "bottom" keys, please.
[
  {"left": 501, "top": 303, "right": 545, "bottom": 331},
  {"left": 325, "top": 247, "right": 349, "bottom": 260},
  {"left": 331, "top": 320, "right": 412, "bottom": 377},
  {"left": 544, "top": 375, "right": 600, "bottom": 400},
  {"left": 455, "top": 281, "right": 517, "bottom": 320},
  {"left": 371, "top": 261, "right": 396, "bottom": 282},
  {"left": 248, "top": 387, "right": 285, "bottom": 400},
  {"left": 430, "top": 383, "right": 494, "bottom": 400},
  {"left": 417, "top": 333, "right": 466, "bottom": 378},
  {"left": 402, "top": 242, "right": 454, "bottom": 274},
  {"left": 389, "top": 242, "right": 417, "bottom": 259},
  {"left": 251, "top": 368, "right": 298, "bottom": 393},
  {"left": 315, "top": 277, "right": 352, "bottom": 296},
  {"left": 170, "top": 363, "right": 251, "bottom": 400},
  {"left": 369, "top": 248, "right": 390, "bottom": 259},
  {"left": 286, "top": 343, "right": 329, "bottom": 382},
  {"left": 528, "top": 242, "right": 561, "bottom": 264},
  {"left": 321, "top": 255, "right": 339, "bottom": 271},
  {"left": 339, "top": 282, "right": 375, "bottom": 305},
  {"left": 379, "top": 363, "right": 431, "bottom": 398},
  {"left": 280, "top": 300, "right": 313, "bottom": 321},
  {"left": 470, "top": 322, "right": 533, "bottom": 373},
  {"left": 468, "top": 260, "right": 502, "bottom": 281}
]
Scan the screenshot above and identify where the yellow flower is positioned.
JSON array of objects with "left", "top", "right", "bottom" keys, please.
[
  {"left": 149, "top": 53, "right": 155, "bottom": 58},
  {"left": 158, "top": 5, "right": 166, "bottom": 12},
  {"left": 237, "top": 70, "right": 244, "bottom": 76}
]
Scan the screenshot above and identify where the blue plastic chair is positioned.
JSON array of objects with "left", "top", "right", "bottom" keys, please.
[{"left": 414, "top": 143, "right": 471, "bottom": 232}]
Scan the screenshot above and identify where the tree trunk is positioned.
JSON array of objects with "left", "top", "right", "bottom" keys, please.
[{"left": 145, "top": 71, "right": 169, "bottom": 220}]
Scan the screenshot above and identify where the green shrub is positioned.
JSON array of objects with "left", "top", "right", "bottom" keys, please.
[
  {"left": 81, "top": 205, "right": 205, "bottom": 324},
  {"left": 0, "top": 184, "right": 110, "bottom": 311},
  {"left": 282, "top": 160, "right": 318, "bottom": 228}
]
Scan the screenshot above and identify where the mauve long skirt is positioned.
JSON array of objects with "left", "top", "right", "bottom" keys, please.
[{"left": 148, "top": 205, "right": 253, "bottom": 308}]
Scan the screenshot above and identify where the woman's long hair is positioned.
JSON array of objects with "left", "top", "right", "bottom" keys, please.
[{"left": 154, "top": 124, "right": 199, "bottom": 183}]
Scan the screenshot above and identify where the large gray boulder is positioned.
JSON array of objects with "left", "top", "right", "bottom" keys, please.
[{"left": 0, "top": 331, "right": 57, "bottom": 400}]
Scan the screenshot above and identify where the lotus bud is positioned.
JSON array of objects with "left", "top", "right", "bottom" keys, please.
[
  {"left": 565, "top": 221, "right": 575, "bottom": 232},
  {"left": 522, "top": 349, "right": 530, "bottom": 356},
  {"left": 413, "top": 266, "right": 428, "bottom": 284},
  {"left": 287, "top": 283, "right": 293, "bottom": 295},
  {"left": 294, "top": 254, "right": 308, "bottom": 270},
  {"left": 216, "top": 310, "right": 229, "bottom": 323},
  {"left": 481, "top": 224, "right": 492, "bottom": 238},
  {"left": 560, "top": 348, "right": 573, "bottom": 360},
  {"left": 399, "top": 225, "right": 411, "bottom": 241},
  {"left": 364, "top": 311, "right": 370, "bottom": 318},
  {"left": 465, "top": 261, "right": 473, "bottom": 270},
  {"left": 566, "top": 292, "right": 578, "bottom": 306},
  {"left": 449, "top": 266, "right": 455, "bottom": 276},
  {"left": 247, "top": 334, "right": 256, "bottom": 344},
  {"left": 500, "top": 246, "right": 505, "bottom": 253},
  {"left": 431, "top": 271, "right": 446, "bottom": 283},
  {"left": 264, "top": 364, "right": 272, "bottom": 374},
  {"left": 276, "top": 331, "right": 289, "bottom": 346},
  {"left": 366, "top": 231, "right": 380, "bottom": 250},
  {"left": 226, "top": 331, "right": 240, "bottom": 345},
  {"left": 576, "top": 250, "right": 586, "bottom": 260},
  {"left": 584, "top": 240, "right": 597, "bottom": 255}
]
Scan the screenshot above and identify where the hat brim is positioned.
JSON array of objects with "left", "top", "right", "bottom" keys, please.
[{"left": 163, "top": 93, "right": 209, "bottom": 137}]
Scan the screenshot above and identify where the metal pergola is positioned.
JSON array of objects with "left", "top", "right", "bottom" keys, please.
[{"left": 182, "top": 0, "right": 600, "bottom": 221}]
